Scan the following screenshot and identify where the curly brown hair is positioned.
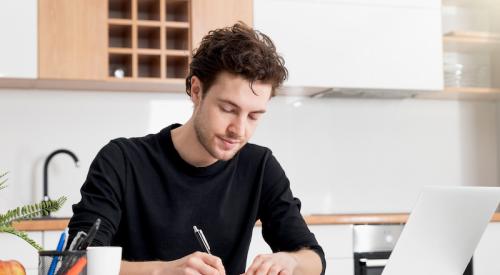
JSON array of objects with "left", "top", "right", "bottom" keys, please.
[{"left": 186, "top": 22, "right": 288, "bottom": 97}]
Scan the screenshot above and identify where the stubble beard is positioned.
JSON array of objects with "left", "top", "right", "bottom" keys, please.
[{"left": 193, "top": 112, "right": 239, "bottom": 162}]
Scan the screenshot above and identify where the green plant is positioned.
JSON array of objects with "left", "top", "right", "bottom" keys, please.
[{"left": 0, "top": 172, "right": 67, "bottom": 250}]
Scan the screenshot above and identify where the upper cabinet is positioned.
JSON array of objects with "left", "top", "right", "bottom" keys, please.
[
  {"left": 191, "top": 0, "right": 253, "bottom": 49},
  {"left": 441, "top": 0, "right": 500, "bottom": 94},
  {"left": 254, "top": 0, "right": 444, "bottom": 94},
  {"left": 0, "top": 1, "right": 37, "bottom": 78},
  {"left": 39, "top": 0, "right": 107, "bottom": 80},
  {"left": 37, "top": 0, "right": 252, "bottom": 83}
]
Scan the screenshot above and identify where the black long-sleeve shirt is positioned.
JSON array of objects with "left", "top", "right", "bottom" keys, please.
[{"left": 68, "top": 124, "right": 325, "bottom": 275}]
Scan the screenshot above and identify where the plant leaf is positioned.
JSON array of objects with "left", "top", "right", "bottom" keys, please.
[
  {"left": 0, "top": 171, "right": 8, "bottom": 191},
  {"left": 0, "top": 225, "right": 43, "bottom": 250},
  {"left": 0, "top": 196, "right": 67, "bottom": 227}
]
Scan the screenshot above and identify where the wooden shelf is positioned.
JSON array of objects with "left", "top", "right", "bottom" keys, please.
[
  {"left": 137, "top": 48, "right": 163, "bottom": 55},
  {"left": 109, "top": 47, "right": 134, "bottom": 54},
  {"left": 11, "top": 213, "right": 500, "bottom": 231},
  {"left": 165, "top": 49, "right": 190, "bottom": 56},
  {"left": 108, "top": 18, "right": 133, "bottom": 25},
  {"left": 165, "top": 21, "right": 190, "bottom": 28},
  {"left": 443, "top": 32, "right": 500, "bottom": 53},
  {"left": 136, "top": 20, "right": 162, "bottom": 27},
  {"left": 107, "top": 0, "right": 191, "bottom": 80},
  {"left": 0, "top": 77, "right": 185, "bottom": 93},
  {"left": 416, "top": 87, "right": 500, "bottom": 100},
  {"left": 445, "top": 87, "right": 500, "bottom": 94}
]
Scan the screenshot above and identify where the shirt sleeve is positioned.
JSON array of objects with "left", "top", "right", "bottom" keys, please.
[
  {"left": 258, "top": 151, "right": 326, "bottom": 275},
  {"left": 67, "top": 141, "right": 126, "bottom": 247}
]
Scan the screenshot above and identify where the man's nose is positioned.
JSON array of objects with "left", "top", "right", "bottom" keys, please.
[{"left": 228, "top": 115, "right": 245, "bottom": 139}]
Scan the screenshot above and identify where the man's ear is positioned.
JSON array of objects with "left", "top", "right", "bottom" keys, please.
[{"left": 190, "top": 76, "right": 203, "bottom": 107}]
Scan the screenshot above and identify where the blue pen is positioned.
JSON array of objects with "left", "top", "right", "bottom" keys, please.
[{"left": 47, "top": 229, "right": 67, "bottom": 275}]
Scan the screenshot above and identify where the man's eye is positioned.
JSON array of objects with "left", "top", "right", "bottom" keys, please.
[
  {"left": 249, "top": 114, "right": 260, "bottom": 121},
  {"left": 221, "top": 106, "right": 233, "bottom": 113}
]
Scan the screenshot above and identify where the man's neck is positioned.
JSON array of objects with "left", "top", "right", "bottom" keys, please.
[{"left": 170, "top": 121, "right": 218, "bottom": 167}]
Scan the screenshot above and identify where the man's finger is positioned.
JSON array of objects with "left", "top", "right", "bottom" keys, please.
[
  {"left": 245, "top": 254, "right": 268, "bottom": 275},
  {"left": 185, "top": 254, "right": 220, "bottom": 275},
  {"left": 254, "top": 260, "right": 273, "bottom": 275},
  {"left": 195, "top": 252, "right": 226, "bottom": 275},
  {"left": 268, "top": 264, "right": 283, "bottom": 275}
]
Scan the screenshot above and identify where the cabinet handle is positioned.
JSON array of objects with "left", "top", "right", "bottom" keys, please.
[{"left": 359, "top": 258, "right": 388, "bottom": 267}]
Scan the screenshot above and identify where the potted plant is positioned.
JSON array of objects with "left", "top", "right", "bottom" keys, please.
[{"left": 0, "top": 171, "right": 67, "bottom": 250}]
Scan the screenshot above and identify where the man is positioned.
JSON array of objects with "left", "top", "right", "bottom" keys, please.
[{"left": 68, "top": 23, "right": 325, "bottom": 275}]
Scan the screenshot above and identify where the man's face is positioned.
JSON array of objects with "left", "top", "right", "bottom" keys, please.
[{"left": 191, "top": 72, "right": 272, "bottom": 161}]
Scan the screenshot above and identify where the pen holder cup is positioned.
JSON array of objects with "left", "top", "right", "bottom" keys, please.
[{"left": 39, "top": 250, "right": 87, "bottom": 275}]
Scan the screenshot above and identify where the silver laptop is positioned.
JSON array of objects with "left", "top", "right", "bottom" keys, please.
[{"left": 382, "top": 186, "right": 500, "bottom": 275}]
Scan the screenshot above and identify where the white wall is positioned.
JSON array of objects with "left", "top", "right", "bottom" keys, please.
[
  {"left": 0, "top": 89, "right": 498, "bottom": 217},
  {"left": 253, "top": 97, "right": 499, "bottom": 214}
]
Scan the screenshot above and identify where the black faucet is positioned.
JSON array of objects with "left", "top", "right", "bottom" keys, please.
[{"left": 43, "top": 149, "right": 79, "bottom": 205}]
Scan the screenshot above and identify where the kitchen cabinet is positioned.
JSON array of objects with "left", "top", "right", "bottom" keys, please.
[
  {"left": 254, "top": 0, "right": 443, "bottom": 95},
  {"left": 310, "top": 225, "right": 354, "bottom": 275},
  {"left": 248, "top": 225, "right": 354, "bottom": 275},
  {"left": 38, "top": 0, "right": 107, "bottom": 80},
  {"left": 473, "top": 223, "right": 500, "bottom": 275},
  {"left": 191, "top": 0, "right": 253, "bottom": 50},
  {"left": 0, "top": 1, "right": 37, "bottom": 78},
  {"left": 0, "top": 232, "right": 42, "bottom": 275},
  {"left": 431, "top": 0, "right": 500, "bottom": 100},
  {"left": 37, "top": 0, "right": 252, "bottom": 83}
]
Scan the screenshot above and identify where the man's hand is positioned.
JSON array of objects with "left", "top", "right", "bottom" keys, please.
[
  {"left": 244, "top": 252, "right": 298, "bottom": 275},
  {"left": 121, "top": 251, "right": 226, "bottom": 275}
]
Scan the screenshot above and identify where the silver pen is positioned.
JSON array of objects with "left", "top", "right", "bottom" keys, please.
[{"left": 193, "top": 225, "right": 211, "bottom": 254}]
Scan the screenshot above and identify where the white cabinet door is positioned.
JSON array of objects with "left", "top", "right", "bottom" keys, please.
[
  {"left": 247, "top": 227, "right": 272, "bottom": 267},
  {"left": 309, "top": 225, "right": 353, "bottom": 259},
  {"left": 326, "top": 258, "right": 354, "bottom": 275},
  {"left": 474, "top": 223, "right": 500, "bottom": 275},
  {"left": 0, "top": 232, "right": 42, "bottom": 270},
  {"left": 319, "top": 0, "right": 439, "bottom": 9},
  {"left": 0, "top": 1, "right": 37, "bottom": 78},
  {"left": 254, "top": 0, "right": 443, "bottom": 92},
  {"left": 248, "top": 225, "right": 354, "bottom": 275}
]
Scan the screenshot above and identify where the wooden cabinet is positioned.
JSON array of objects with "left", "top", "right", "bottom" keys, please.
[
  {"left": 254, "top": 0, "right": 443, "bottom": 94},
  {"left": 191, "top": 0, "right": 252, "bottom": 49},
  {"left": 0, "top": 1, "right": 37, "bottom": 78},
  {"left": 39, "top": 0, "right": 107, "bottom": 80},
  {"left": 37, "top": 0, "right": 252, "bottom": 84}
]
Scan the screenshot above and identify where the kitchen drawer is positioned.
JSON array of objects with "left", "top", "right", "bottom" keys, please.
[
  {"left": 326, "top": 258, "right": 354, "bottom": 275},
  {"left": 309, "top": 225, "right": 354, "bottom": 259}
]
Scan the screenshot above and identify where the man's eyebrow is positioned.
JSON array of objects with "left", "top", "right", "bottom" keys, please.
[{"left": 218, "top": 99, "right": 266, "bottom": 114}]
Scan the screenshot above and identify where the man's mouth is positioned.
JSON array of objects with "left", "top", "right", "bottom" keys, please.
[{"left": 218, "top": 136, "right": 240, "bottom": 150}]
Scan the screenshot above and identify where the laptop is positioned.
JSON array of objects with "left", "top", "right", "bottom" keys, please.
[{"left": 382, "top": 186, "right": 500, "bottom": 275}]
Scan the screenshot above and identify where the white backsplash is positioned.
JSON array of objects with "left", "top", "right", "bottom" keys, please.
[{"left": 0, "top": 88, "right": 499, "bottom": 216}]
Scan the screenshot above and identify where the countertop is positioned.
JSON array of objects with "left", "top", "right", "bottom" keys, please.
[{"left": 11, "top": 213, "right": 500, "bottom": 231}]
